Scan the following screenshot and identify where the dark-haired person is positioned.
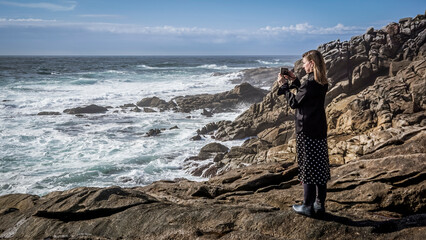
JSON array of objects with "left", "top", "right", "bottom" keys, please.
[{"left": 276, "top": 50, "right": 330, "bottom": 217}]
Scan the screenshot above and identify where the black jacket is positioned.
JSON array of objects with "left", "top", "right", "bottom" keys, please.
[{"left": 277, "top": 72, "right": 328, "bottom": 139}]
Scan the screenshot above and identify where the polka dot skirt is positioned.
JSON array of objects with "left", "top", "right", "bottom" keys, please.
[{"left": 296, "top": 132, "right": 330, "bottom": 185}]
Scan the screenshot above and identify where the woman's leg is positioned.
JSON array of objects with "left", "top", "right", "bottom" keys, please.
[
  {"left": 316, "top": 184, "right": 327, "bottom": 204},
  {"left": 303, "top": 183, "right": 316, "bottom": 206},
  {"left": 314, "top": 184, "right": 327, "bottom": 215},
  {"left": 293, "top": 183, "right": 315, "bottom": 216}
]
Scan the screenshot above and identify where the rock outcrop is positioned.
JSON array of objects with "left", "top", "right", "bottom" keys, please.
[
  {"left": 136, "top": 96, "right": 176, "bottom": 111},
  {"left": 198, "top": 13, "right": 426, "bottom": 176},
  {"left": 230, "top": 67, "right": 281, "bottom": 88},
  {"left": 131, "top": 82, "right": 268, "bottom": 114},
  {"left": 45, "top": 82, "right": 267, "bottom": 117},
  {"left": 172, "top": 82, "right": 268, "bottom": 113}
]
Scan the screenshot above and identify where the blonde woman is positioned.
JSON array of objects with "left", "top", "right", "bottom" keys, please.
[{"left": 277, "top": 50, "right": 330, "bottom": 217}]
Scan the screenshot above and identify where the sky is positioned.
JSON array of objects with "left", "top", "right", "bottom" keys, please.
[{"left": 0, "top": 0, "right": 424, "bottom": 55}]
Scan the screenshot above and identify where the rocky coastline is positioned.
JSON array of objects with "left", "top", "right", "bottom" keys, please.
[{"left": 1, "top": 13, "right": 426, "bottom": 239}]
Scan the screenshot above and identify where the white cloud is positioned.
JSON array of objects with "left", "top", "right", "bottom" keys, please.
[
  {"left": 0, "top": 19, "right": 231, "bottom": 36},
  {"left": 84, "top": 24, "right": 231, "bottom": 36},
  {"left": 261, "top": 23, "right": 314, "bottom": 33},
  {"left": 78, "top": 14, "right": 121, "bottom": 18},
  {"left": 260, "top": 23, "right": 365, "bottom": 35},
  {"left": 0, "top": 18, "right": 367, "bottom": 43},
  {"left": 0, "top": 1, "right": 76, "bottom": 11},
  {"left": 0, "top": 18, "right": 56, "bottom": 22}
]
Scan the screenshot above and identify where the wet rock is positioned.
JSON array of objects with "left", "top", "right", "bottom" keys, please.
[
  {"left": 201, "top": 108, "right": 213, "bottom": 117},
  {"left": 37, "top": 111, "right": 61, "bottom": 115},
  {"left": 146, "top": 128, "right": 161, "bottom": 137},
  {"left": 143, "top": 107, "right": 157, "bottom": 113},
  {"left": 63, "top": 104, "right": 108, "bottom": 114},
  {"left": 131, "top": 107, "right": 142, "bottom": 112},
  {"left": 190, "top": 135, "right": 202, "bottom": 141},
  {"left": 120, "top": 103, "right": 137, "bottom": 108},
  {"left": 136, "top": 96, "right": 175, "bottom": 110}
]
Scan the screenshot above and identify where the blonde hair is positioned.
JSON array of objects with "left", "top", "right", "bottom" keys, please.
[{"left": 302, "top": 50, "right": 328, "bottom": 85}]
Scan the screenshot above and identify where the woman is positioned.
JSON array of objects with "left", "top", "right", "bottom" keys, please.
[{"left": 276, "top": 50, "right": 330, "bottom": 217}]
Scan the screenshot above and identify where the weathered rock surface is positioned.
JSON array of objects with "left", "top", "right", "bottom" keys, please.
[{"left": 0, "top": 143, "right": 425, "bottom": 239}]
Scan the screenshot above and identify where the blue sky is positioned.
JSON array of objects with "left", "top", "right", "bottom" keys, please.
[{"left": 0, "top": 0, "right": 424, "bottom": 55}]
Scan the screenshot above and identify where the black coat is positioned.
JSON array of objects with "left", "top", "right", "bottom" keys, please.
[{"left": 277, "top": 72, "right": 328, "bottom": 139}]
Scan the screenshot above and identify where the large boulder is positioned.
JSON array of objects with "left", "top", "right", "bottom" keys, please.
[
  {"left": 63, "top": 104, "right": 108, "bottom": 114},
  {"left": 136, "top": 96, "right": 175, "bottom": 110}
]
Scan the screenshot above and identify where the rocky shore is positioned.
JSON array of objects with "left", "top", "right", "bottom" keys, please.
[
  {"left": 1, "top": 13, "right": 426, "bottom": 239},
  {"left": 190, "top": 13, "right": 426, "bottom": 177}
]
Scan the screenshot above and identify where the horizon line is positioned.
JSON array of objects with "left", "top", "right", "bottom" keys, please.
[{"left": 0, "top": 54, "right": 302, "bottom": 57}]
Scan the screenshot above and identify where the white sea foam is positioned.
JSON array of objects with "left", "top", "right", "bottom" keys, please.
[
  {"left": 256, "top": 59, "right": 280, "bottom": 65},
  {"left": 196, "top": 64, "right": 229, "bottom": 70},
  {"left": 137, "top": 64, "right": 159, "bottom": 69},
  {"left": 256, "top": 59, "right": 295, "bottom": 67}
]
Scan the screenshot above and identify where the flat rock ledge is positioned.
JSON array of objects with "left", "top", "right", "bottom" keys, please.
[{"left": 0, "top": 149, "right": 425, "bottom": 239}]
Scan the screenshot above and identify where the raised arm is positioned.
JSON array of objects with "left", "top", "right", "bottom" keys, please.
[{"left": 277, "top": 80, "right": 308, "bottom": 109}]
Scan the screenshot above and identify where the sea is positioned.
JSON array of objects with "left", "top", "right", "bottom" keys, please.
[{"left": 0, "top": 55, "right": 298, "bottom": 196}]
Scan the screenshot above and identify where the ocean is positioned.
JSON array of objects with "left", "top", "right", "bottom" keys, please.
[{"left": 0, "top": 55, "right": 298, "bottom": 196}]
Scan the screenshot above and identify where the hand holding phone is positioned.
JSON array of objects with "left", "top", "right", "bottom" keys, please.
[
  {"left": 280, "top": 67, "right": 296, "bottom": 80},
  {"left": 277, "top": 72, "right": 286, "bottom": 86},
  {"left": 280, "top": 67, "right": 289, "bottom": 76}
]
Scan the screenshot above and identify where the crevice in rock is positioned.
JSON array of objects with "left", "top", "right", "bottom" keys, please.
[
  {"left": 317, "top": 212, "right": 426, "bottom": 234},
  {"left": 34, "top": 202, "right": 154, "bottom": 222},
  {"left": 195, "top": 229, "right": 233, "bottom": 238},
  {"left": 392, "top": 172, "right": 426, "bottom": 187},
  {"left": 328, "top": 199, "right": 378, "bottom": 205},
  {"left": 376, "top": 171, "right": 421, "bottom": 186},
  {"left": 328, "top": 181, "right": 366, "bottom": 192},
  {"left": 216, "top": 191, "right": 254, "bottom": 200},
  {"left": 233, "top": 172, "right": 294, "bottom": 192},
  {"left": 372, "top": 214, "right": 426, "bottom": 233},
  {"left": 255, "top": 179, "right": 300, "bottom": 193},
  {"left": 195, "top": 222, "right": 235, "bottom": 238}
]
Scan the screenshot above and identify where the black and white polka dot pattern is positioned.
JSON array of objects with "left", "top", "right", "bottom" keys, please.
[{"left": 296, "top": 132, "right": 330, "bottom": 185}]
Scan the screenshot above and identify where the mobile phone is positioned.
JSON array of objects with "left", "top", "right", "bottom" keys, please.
[{"left": 280, "top": 67, "right": 289, "bottom": 76}]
